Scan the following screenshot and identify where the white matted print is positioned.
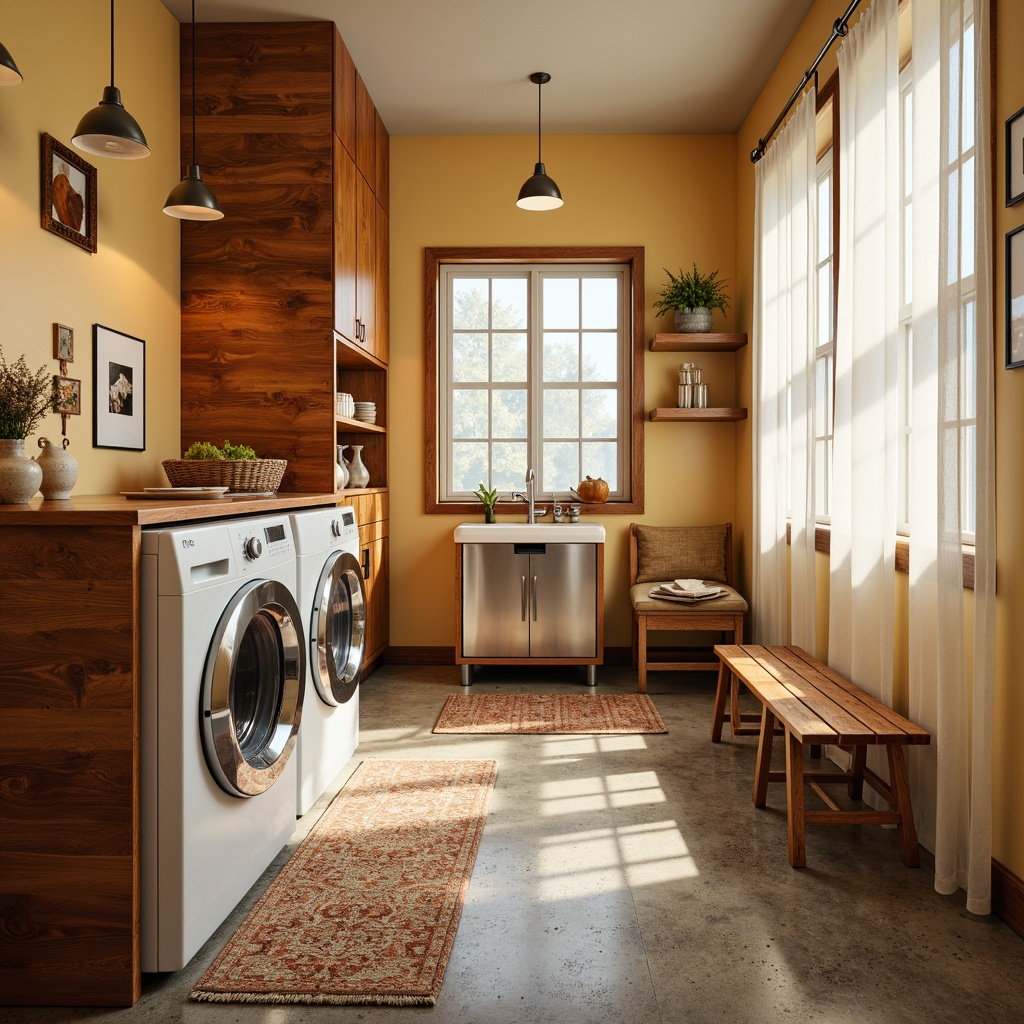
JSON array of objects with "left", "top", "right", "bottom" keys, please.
[{"left": 93, "top": 324, "right": 146, "bottom": 450}]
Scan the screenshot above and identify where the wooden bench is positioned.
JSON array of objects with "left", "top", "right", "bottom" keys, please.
[{"left": 711, "top": 644, "right": 931, "bottom": 869}]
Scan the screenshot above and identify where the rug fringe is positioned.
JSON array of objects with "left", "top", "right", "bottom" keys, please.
[{"left": 190, "top": 989, "right": 436, "bottom": 1006}]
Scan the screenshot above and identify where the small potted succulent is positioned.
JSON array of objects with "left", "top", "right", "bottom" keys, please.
[
  {"left": 0, "top": 347, "right": 58, "bottom": 503},
  {"left": 653, "top": 263, "right": 730, "bottom": 333},
  {"left": 474, "top": 483, "right": 499, "bottom": 523}
]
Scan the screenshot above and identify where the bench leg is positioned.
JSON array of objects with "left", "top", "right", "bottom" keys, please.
[
  {"left": 785, "top": 729, "right": 807, "bottom": 868},
  {"left": 888, "top": 744, "right": 920, "bottom": 867},
  {"left": 753, "top": 705, "right": 775, "bottom": 807},
  {"left": 848, "top": 745, "right": 867, "bottom": 801},
  {"left": 711, "top": 662, "right": 729, "bottom": 742}
]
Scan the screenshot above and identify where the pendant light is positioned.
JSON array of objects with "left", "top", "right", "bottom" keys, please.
[
  {"left": 0, "top": 41, "right": 23, "bottom": 85},
  {"left": 73, "top": 0, "right": 150, "bottom": 159},
  {"left": 516, "top": 71, "right": 563, "bottom": 211},
  {"left": 163, "top": 0, "right": 223, "bottom": 220}
]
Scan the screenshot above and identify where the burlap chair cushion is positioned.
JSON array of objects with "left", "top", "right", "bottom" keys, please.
[
  {"left": 633, "top": 524, "right": 729, "bottom": 584},
  {"left": 629, "top": 582, "right": 748, "bottom": 614}
]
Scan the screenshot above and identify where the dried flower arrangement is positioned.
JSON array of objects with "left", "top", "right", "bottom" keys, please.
[{"left": 0, "top": 346, "right": 59, "bottom": 439}]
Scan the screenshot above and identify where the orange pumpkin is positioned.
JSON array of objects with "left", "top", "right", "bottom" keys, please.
[{"left": 577, "top": 475, "right": 609, "bottom": 502}]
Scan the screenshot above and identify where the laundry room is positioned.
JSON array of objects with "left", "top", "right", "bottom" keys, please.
[{"left": 1, "top": 0, "right": 1023, "bottom": 1020}]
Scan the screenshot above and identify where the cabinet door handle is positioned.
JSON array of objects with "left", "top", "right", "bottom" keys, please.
[
  {"left": 532, "top": 575, "right": 538, "bottom": 622},
  {"left": 361, "top": 548, "right": 370, "bottom": 580},
  {"left": 521, "top": 575, "right": 527, "bottom": 621}
]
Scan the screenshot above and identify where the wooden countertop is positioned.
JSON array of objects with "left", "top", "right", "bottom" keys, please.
[{"left": 0, "top": 490, "right": 383, "bottom": 526}]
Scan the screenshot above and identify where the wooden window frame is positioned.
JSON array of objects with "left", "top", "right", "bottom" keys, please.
[{"left": 425, "top": 246, "right": 645, "bottom": 516}]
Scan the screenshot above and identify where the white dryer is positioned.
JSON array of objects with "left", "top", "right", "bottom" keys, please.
[
  {"left": 141, "top": 513, "right": 304, "bottom": 972},
  {"left": 290, "top": 506, "right": 365, "bottom": 816}
]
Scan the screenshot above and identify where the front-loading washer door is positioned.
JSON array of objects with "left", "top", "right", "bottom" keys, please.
[
  {"left": 311, "top": 550, "right": 366, "bottom": 706},
  {"left": 201, "top": 578, "right": 305, "bottom": 798}
]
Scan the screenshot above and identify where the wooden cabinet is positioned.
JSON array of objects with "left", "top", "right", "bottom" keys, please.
[
  {"left": 646, "top": 333, "right": 749, "bottom": 422},
  {"left": 344, "top": 492, "right": 389, "bottom": 672}
]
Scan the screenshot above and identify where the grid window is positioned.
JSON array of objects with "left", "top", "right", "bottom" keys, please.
[
  {"left": 814, "top": 148, "right": 835, "bottom": 523},
  {"left": 437, "top": 262, "right": 632, "bottom": 503}
]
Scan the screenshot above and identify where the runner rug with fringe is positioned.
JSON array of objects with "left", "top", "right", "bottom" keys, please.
[
  {"left": 432, "top": 693, "right": 667, "bottom": 734},
  {"left": 190, "top": 758, "right": 497, "bottom": 1007}
]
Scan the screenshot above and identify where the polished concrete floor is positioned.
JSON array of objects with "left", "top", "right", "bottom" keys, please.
[{"left": 13, "top": 665, "right": 1023, "bottom": 1023}]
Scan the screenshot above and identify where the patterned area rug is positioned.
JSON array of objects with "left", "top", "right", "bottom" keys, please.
[
  {"left": 432, "top": 693, "right": 668, "bottom": 734},
  {"left": 190, "top": 759, "right": 497, "bottom": 1006}
]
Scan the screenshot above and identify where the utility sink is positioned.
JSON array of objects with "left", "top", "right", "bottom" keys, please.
[{"left": 454, "top": 522, "right": 606, "bottom": 543}]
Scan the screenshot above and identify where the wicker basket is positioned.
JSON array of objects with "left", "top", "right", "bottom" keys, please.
[{"left": 162, "top": 458, "right": 287, "bottom": 493}]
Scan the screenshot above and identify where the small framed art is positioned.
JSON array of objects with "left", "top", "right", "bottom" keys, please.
[
  {"left": 53, "top": 323, "right": 74, "bottom": 362},
  {"left": 1008, "top": 105, "right": 1024, "bottom": 207},
  {"left": 54, "top": 375, "right": 82, "bottom": 416},
  {"left": 1007, "top": 225, "right": 1024, "bottom": 369},
  {"left": 41, "top": 133, "right": 97, "bottom": 253},
  {"left": 93, "top": 324, "right": 146, "bottom": 450}
]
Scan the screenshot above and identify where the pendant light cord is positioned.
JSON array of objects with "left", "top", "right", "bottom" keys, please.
[
  {"left": 109, "top": 0, "right": 115, "bottom": 87},
  {"left": 190, "top": 0, "right": 196, "bottom": 165},
  {"left": 536, "top": 78, "right": 544, "bottom": 164}
]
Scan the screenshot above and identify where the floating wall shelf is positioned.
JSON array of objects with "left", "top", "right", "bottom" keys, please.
[
  {"left": 649, "top": 332, "right": 748, "bottom": 352},
  {"left": 648, "top": 407, "right": 748, "bottom": 422}
]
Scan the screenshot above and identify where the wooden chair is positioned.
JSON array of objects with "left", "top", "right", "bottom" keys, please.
[{"left": 628, "top": 523, "right": 750, "bottom": 704}]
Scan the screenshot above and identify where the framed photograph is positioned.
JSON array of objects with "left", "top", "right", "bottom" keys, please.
[
  {"left": 53, "top": 323, "right": 74, "bottom": 362},
  {"left": 1007, "top": 225, "right": 1024, "bottom": 369},
  {"left": 93, "top": 324, "right": 145, "bottom": 450},
  {"left": 41, "top": 133, "right": 97, "bottom": 253},
  {"left": 54, "top": 375, "right": 82, "bottom": 416},
  {"left": 1008, "top": 105, "right": 1024, "bottom": 206}
]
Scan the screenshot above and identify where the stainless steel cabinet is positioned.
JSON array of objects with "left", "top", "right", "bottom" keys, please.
[{"left": 460, "top": 542, "right": 600, "bottom": 664}]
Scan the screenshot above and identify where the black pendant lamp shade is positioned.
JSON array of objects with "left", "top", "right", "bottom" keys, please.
[
  {"left": 517, "top": 71, "right": 563, "bottom": 211},
  {"left": 73, "top": 0, "right": 150, "bottom": 158},
  {"left": 0, "top": 40, "right": 23, "bottom": 85},
  {"left": 164, "top": 1, "right": 223, "bottom": 220}
]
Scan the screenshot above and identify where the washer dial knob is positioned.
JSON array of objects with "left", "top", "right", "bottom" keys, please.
[
  {"left": 330, "top": 518, "right": 342, "bottom": 537},
  {"left": 243, "top": 536, "right": 263, "bottom": 561}
]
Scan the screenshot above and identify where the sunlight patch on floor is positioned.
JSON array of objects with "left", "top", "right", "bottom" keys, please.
[
  {"left": 539, "top": 771, "right": 666, "bottom": 815},
  {"left": 539, "top": 734, "right": 650, "bottom": 758}
]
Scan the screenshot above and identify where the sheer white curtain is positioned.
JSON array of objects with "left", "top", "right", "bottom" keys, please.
[
  {"left": 830, "top": 0, "right": 901, "bottom": 711},
  {"left": 907, "top": 0, "right": 994, "bottom": 915},
  {"left": 752, "top": 92, "right": 817, "bottom": 647},
  {"left": 835, "top": 0, "right": 995, "bottom": 913}
]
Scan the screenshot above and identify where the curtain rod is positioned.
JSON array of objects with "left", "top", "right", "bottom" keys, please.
[{"left": 749, "top": 0, "right": 863, "bottom": 163}]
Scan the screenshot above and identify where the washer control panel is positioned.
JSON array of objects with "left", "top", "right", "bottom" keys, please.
[{"left": 232, "top": 517, "right": 294, "bottom": 573}]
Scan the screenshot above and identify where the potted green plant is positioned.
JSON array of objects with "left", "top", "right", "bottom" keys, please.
[
  {"left": 0, "top": 347, "right": 58, "bottom": 504},
  {"left": 653, "top": 263, "right": 730, "bottom": 333},
  {"left": 163, "top": 439, "right": 288, "bottom": 493},
  {"left": 474, "top": 483, "right": 499, "bottom": 523}
]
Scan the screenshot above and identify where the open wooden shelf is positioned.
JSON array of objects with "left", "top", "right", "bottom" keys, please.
[
  {"left": 649, "top": 332, "right": 748, "bottom": 352},
  {"left": 648, "top": 407, "right": 748, "bottom": 422},
  {"left": 336, "top": 415, "right": 385, "bottom": 434}
]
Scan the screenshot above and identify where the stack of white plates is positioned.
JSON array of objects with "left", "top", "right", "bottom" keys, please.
[{"left": 353, "top": 401, "right": 376, "bottom": 425}]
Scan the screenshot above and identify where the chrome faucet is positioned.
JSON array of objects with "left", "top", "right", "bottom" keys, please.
[{"left": 511, "top": 468, "right": 547, "bottom": 523}]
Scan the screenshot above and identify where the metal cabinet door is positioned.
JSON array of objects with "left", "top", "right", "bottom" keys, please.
[
  {"left": 528, "top": 544, "right": 597, "bottom": 658},
  {"left": 461, "top": 544, "right": 530, "bottom": 657}
]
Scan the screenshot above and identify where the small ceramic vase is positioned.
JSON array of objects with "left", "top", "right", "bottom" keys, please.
[
  {"left": 336, "top": 444, "right": 349, "bottom": 489},
  {"left": 34, "top": 436, "right": 79, "bottom": 500},
  {"left": 0, "top": 438, "right": 43, "bottom": 504},
  {"left": 347, "top": 444, "right": 370, "bottom": 488}
]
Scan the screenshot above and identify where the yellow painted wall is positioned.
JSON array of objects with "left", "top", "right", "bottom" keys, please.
[
  {"left": 0, "top": 0, "right": 181, "bottom": 494},
  {"left": 733, "top": 0, "right": 1024, "bottom": 884},
  {"left": 389, "top": 133, "right": 738, "bottom": 648}
]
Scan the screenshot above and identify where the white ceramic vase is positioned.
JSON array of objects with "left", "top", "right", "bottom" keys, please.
[
  {"left": 347, "top": 444, "right": 370, "bottom": 488},
  {"left": 0, "top": 438, "right": 43, "bottom": 504},
  {"left": 34, "top": 436, "right": 79, "bottom": 500},
  {"left": 336, "top": 444, "right": 349, "bottom": 489}
]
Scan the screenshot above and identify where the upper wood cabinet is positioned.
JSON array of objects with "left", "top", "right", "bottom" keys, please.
[
  {"left": 375, "top": 108, "right": 390, "bottom": 215},
  {"left": 180, "top": 22, "right": 389, "bottom": 495}
]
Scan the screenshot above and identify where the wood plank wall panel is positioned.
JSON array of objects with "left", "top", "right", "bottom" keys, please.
[
  {"left": 181, "top": 22, "right": 338, "bottom": 494},
  {"left": 0, "top": 525, "right": 139, "bottom": 1006}
]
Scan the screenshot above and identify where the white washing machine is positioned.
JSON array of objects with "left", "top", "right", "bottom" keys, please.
[
  {"left": 290, "top": 506, "right": 365, "bottom": 816},
  {"left": 141, "top": 513, "right": 305, "bottom": 972}
]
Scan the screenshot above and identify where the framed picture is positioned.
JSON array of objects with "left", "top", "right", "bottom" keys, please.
[
  {"left": 53, "top": 323, "right": 74, "bottom": 362},
  {"left": 41, "top": 133, "right": 97, "bottom": 253},
  {"left": 54, "top": 375, "right": 82, "bottom": 416},
  {"left": 1008, "top": 106, "right": 1024, "bottom": 206},
  {"left": 1007, "top": 225, "right": 1024, "bottom": 369},
  {"left": 93, "top": 324, "right": 145, "bottom": 450}
]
